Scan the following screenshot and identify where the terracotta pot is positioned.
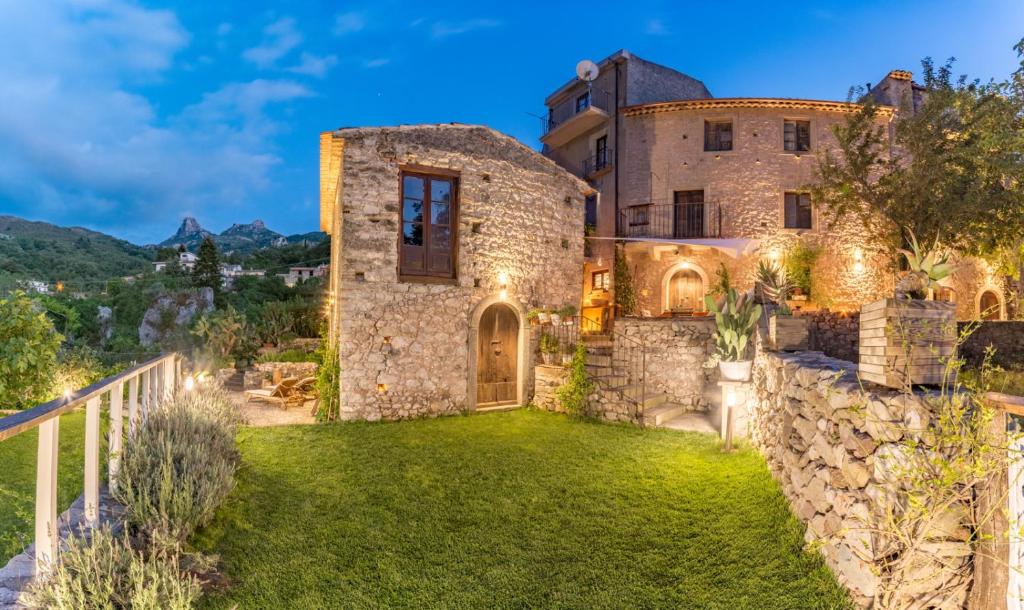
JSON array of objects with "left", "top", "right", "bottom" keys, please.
[{"left": 719, "top": 360, "right": 753, "bottom": 382}]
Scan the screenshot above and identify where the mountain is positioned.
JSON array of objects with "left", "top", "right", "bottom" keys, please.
[
  {"left": 0, "top": 216, "right": 154, "bottom": 284},
  {"left": 159, "top": 217, "right": 325, "bottom": 255}
]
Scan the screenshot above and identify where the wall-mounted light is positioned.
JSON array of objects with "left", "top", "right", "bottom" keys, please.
[
  {"left": 769, "top": 249, "right": 780, "bottom": 262},
  {"left": 497, "top": 272, "right": 508, "bottom": 299},
  {"left": 377, "top": 383, "right": 388, "bottom": 394},
  {"left": 853, "top": 248, "right": 864, "bottom": 273},
  {"left": 680, "top": 261, "right": 690, "bottom": 270}
]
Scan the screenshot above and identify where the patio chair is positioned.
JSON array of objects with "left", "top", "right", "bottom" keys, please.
[{"left": 244, "top": 377, "right": 300, "bottom": 409}]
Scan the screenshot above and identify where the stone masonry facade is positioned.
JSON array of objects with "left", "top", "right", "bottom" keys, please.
[
  {"left": 751, "top": 350, "right": 972, "bottom": 608},
  {"left": 615, "top": 317, "right": 715, "bottom": 409},
  {"left": 323, "top": 125, "right": 589, "bottom": 421}
]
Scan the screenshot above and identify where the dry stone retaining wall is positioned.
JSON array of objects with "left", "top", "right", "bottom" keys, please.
[
  {"left": 751, "top": 350, "right": 972, "bottom": 608},
  {"left": 614, "top": 317, "right": 715, "bottom": 409},
  {"left": 533, "top": 365, "right": 568, "bottom": 412},
  {"left": 798, "top": 309, "right": 860, "bottom": 362},
  {"left": 958, "top": 321, "right": 1024, "bottom": 369}
]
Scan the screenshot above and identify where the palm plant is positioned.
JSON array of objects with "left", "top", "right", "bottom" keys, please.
[{"left": 704, "top": 288, "right": 762, "bottom": 362}]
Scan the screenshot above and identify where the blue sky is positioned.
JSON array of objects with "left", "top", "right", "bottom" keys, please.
[{"left": 0, "top": 0, "right": 1020, "bottom": 244}]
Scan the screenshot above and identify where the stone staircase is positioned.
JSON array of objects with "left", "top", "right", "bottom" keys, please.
[
  {"left": 222, "top": 370, "right": 245, "bottom": 392},
  {"left": 582, "top": 334, "right": 718, "bottom": 433}
]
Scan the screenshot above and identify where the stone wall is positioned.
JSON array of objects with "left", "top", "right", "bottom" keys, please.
[
  {"left": 533, "top": 365, "right": 568, "bottom": 412},
  {"left": 615, "top": 317, "right": 715, "bottom": 409},
  {"left": 798, "top": 309, "right": 861, "bottom": 363},
  {"left": 959, "top": 321, "right": 1024, "bottom": 369},
  {"left": 750, "top": 350, "right": 972, "bottom": 608},
  {"left": 326, "top": 125, "right": 589, "bottom": 421}
]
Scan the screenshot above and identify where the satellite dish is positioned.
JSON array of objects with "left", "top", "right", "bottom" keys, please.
[{"left": 576, "top": 59, "right": 599, "bottom": 83}]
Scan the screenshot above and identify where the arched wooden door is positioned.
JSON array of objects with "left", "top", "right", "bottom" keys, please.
[
  {"left": 476, "top": 303, "right": 519, "bottom": 406},
  {"left": 667, "top": 269, "right": 704, "bottom": 313},
  {"left": 980, "top": 291, "right": 1001, "bottom": 320}
]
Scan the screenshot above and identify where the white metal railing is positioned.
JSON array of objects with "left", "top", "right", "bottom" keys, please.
[{"left": 0, "top": 352, "right": 180, "bottom": 576}]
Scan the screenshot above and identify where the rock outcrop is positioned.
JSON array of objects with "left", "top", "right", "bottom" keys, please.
[{"left": 138, "top": 288, "right": 214, "bottom": 347}]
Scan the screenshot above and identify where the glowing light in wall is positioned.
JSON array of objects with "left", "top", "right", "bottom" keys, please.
[
  {"left": 768, "top": 249, "right": 780, "bottom": 262},
  {"left": 377, "top": 383, "right": 388, "bottom": 394},
  {"left": 497, "top": 272, "right": 508, "bottom": 299},
  {"left": 853, "top": 248, "right": 864, "bottom": 273},
  {"left": 680, "top": 261, "right": 690, "bottom": 270},
  {"left": 184, "top": 376, "right": 195, "bottom": 392}
]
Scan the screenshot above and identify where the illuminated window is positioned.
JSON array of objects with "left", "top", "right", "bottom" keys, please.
[{"left": 592, "top": 270, "right": 610, "bottom": 291}]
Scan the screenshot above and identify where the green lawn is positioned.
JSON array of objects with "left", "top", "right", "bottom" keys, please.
[
  {"left": 195, "top": 410, "right": 850, "bottom": 610},
  {"left": 0, "top": 411, "right": 95, "bottom": 566}
]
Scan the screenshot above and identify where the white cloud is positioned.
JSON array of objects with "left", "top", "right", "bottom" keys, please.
[
  {"left": 363, "top": 58, "right": 390, "bottom": 69},
  {"left": 287, "top": 52, "right": 338, "bottom": 78},
  {"left": 333, "top": 11, "right": 366, "bottom": 35},
  {"left": 0, "top": 1, "right": 314, "bottom": 242},
  {"left": 645, "top": 18, "right": 668, "bottom": 36},
  {"left": 430, "top": 18, "right": 499, "bottom": 40},
  {"left": 242, "top": 16, "right": 302, "bottom": 68}
]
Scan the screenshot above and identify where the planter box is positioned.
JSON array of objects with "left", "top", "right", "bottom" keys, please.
[
  {"left": 858, "top": 298, "right": 956, "bottom": 388},
  {"left": 769, "top": 315, "right": 808, "bottom": 351}
]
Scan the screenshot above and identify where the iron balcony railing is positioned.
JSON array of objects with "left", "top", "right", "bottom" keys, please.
[
  {"left": 582, "top": 148, "right": 613, "bottom": 177},
  {"left": 541, "top": 88, "right": 613, "bottom": 135},
  {"left": 618, "top": 202, "right": 723, "bottom": 240}
]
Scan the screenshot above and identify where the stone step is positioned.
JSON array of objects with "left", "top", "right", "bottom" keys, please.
[
  {"left": 658, "top": 411, "right": 718, "bottom": 434},
  {"left": 582, "top": 333, "right": 612, "bottom": 343},
  {"left": 643, "top": 392, "right": 669, "bottom": 408},
  {"left": 645, "top": 402, "right": 686, "bottom": 426},
  {"left": 584, "top": 353, "right": 613, "bottom": 367}
]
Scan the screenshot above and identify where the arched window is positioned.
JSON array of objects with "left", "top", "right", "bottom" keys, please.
[{"left": 667, "top": 269, "right": 704, "bottom": 314}]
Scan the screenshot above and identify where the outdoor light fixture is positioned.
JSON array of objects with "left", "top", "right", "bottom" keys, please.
[
  {"left": 853, "top": 248, "right": 865, "bottom": 273},
  {"left": 769, "top": 249, "right": 780, "bottom": 262},
  {"left": 184, "top": 376, "right": 195, "bottom": 392},
  {"left": 497, "top": 272, "right": 508, "bottom": 299},
  {"left": 63, "top": 387, "right": 72, "bottom": 401},
  {"left": 377, "top": 383, "right": 388, "bottom": 394}
]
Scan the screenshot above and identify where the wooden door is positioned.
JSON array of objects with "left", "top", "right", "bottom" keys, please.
[
  {"left": 477, "top": 304, "right": 518, "bottom": 406},
  {"left": 980, "top": 291, "right": 1001, "bottom": 320},
  {"left": 668, "top": 269, "right": 704, "bottom": 313},
  {"left": 673, "top": 190, "right": 705, "bottom": 238}
]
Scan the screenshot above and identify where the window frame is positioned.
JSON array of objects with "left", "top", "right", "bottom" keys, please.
[
  {"left": 398, "top": 167, "right": 460, "bottom": 282},
  {"left": 704, "top": 119, "right": 733, "bottom": 152},
  {"left": 575, "top": 91, "right": 591, "bottom": 114},
  {"left": 592, "top": 270, "right": 610, "bottom": 292},
  {"left": 783, "top": 119, "right": 811, "bottom": 153},
  {"left": 594, "top": 135, "right": 608, "bottom": 170},
  {"left": 782, "top": 191, "right": 814, "bottom": 230}
]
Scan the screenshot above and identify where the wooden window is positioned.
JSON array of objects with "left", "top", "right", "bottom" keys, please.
[
  {"left": 784, "top": 192, "right": 813, "bottom": 229},
  {"left": 592, "top": 270, "right": 609, "bottom": 291},
  {"left": 584, "top": 195, "right": 598, "bottom": 228},
  {"left": 400, "top": 171, "right": 458, "bottom": 280},
  {"left": 576, "top": 91, "right": 591, "bottom": 113},
  {"left": 595, "top": 135, "right": 608, "bottom": 170},
  {"left": 784, "top": 120, "right": 811, "bottom": 152},
  {"left": 704, "top": 120, "right": 733, "bottom": 151}
]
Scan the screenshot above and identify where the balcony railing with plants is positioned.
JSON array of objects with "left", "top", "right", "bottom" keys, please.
[
  {"left": 617, "top": 202, "right": 723, "bottom": 240},
  {"left": 582, "top": 148, "right": 613, "bottom": 178},
  {"left": 541, "top": 88, "right": 613, "bottom": 136}
]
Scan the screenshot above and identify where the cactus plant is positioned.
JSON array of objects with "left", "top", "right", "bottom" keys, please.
[
  {"left": 897, "top": 228, "right": 954, "bottom": 299},
  {"left": 704, "top": 288, "right": 762, "bottom": 362},
  {"left": 755, "top": 260, "right": 794, "bottom": 314}
]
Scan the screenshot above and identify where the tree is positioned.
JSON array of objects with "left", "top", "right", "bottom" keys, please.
[
  {"left": 811, "top": 45, "right": 1024, "bottom": 262},
  {"left": 192, "top": 237, "right": 222, "bottom": 304},
  {"left": 0, "top": 291, "right": 64, "bottom": 409},
  {"left": 613, "top": 245, "right": 637, "bottom": 316}
]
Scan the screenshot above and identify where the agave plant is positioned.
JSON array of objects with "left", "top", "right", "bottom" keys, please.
[
  {"left": 755, "top": 260, "right": 794, "bottom": 314},
  {"left": 704, "top": 288, "right": 762, "bottom": 362},
  {"left": 898, "top": 228, "right": 954, "bottom": 299}
]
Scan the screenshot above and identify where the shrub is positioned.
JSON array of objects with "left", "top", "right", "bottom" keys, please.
[
  {"left": 22, "top": 526, "right": 200, "bottom": 610},
  {"left": 256, "top": 348, "right": 319, "bottom": 364},
  {"left": 555, "top": 342, "right": 594, "bottom": 416},
  {"left": 315, "top": 333, "right": 340, "bottom": 422},
  {"left": 114, "top": 386, "right": 240, "bottom": 548},
  {"left": 0, "top": 291, "right": 63, "bottom": 409}
]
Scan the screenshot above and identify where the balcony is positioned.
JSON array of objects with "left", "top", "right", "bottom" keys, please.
[
  {"left": 618, "top": 202, "right": 722, "bottom": 240},
  {"left": 541, "top": 88, "right": 612, "bottom": 148},
  {"left": 582, "top": 147, "right": 613, "bottom": 178}
]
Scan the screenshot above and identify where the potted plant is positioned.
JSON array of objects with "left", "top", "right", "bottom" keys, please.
[
  {"left": 526, "top": 309, "right": 542, "bottom": 326},
  {"left": 704, "top": 288, "right": 762, "bottom": 382},
  {"left": 539, "top": 332, "right": 559, "bottom": 365},
  {"left": 557, "top": 304, "right": 577, "bottom": 325},
  {"left": 756, "top": 260, "right": 808, "bottom": 351},
  {"left": 859, "top": 229, "right": 956, "bottom": 388}
]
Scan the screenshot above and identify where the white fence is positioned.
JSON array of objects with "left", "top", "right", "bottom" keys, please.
[{"left": 0, "top": 353, "right": 180, "bottom": 576}]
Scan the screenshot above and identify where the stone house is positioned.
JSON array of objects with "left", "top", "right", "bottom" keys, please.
[
  {"left": 320, "top": 124, "right": 591, "bottom": 421},
  {"left": 541, "top": 51, "right": 1008, "bottom": 322}
]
